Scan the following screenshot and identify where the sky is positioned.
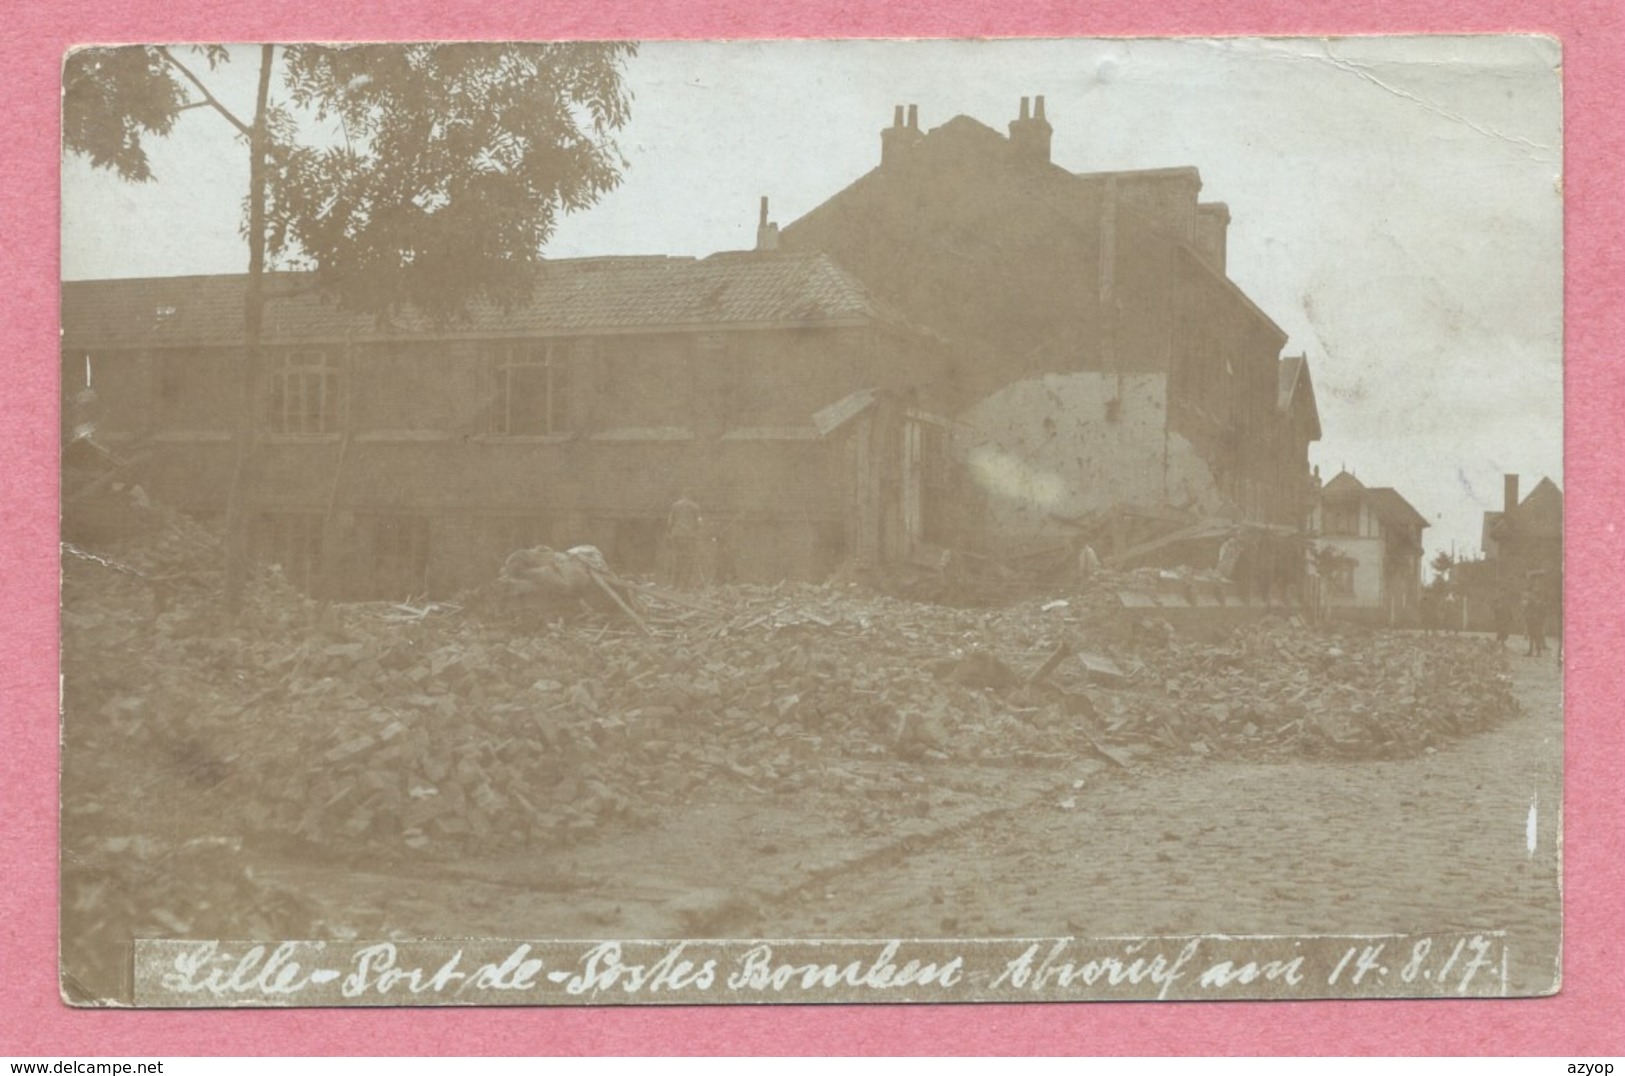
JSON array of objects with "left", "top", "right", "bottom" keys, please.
[{"left": 59, "top": 37, "right": 1564, "bottom": 566}]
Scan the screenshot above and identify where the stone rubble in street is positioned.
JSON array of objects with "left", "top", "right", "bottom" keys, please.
[
  {"left": 64, "top": 511, "right": 1520, "bottom": 858},
  {"left": 58, "top": 506, "right": 1520, "bottom": 999},
  {"left": 58, "top": 834, "right": 333, "bottom": 1006}
]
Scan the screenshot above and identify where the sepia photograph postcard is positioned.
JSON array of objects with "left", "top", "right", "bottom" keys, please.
[{"left": 57, "top": 36, "right": 1564, "bottom": 1008}]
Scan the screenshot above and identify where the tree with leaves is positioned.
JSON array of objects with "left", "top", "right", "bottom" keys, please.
[
  {"left": 63, "top": 42, "right": 637, "bottom": 609},
  {"left": 1428, "top": 549, "right": 1455, "bottom": 593}
]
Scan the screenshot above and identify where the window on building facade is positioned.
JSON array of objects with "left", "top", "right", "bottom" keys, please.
[
  {"left": 920, "top": 422, "right": 952, "bottom": 545},
  {"left": 1327, "top": 563, "right": 1356, "bottom": 598},
  {"left": 489, "top": 340, "right": 574, "bottom": 436},
  {"left": 256, "top": 513, "right": 324, "bottom": 593},
  {"left": 1322, "top": 502, "right": 1361, "bottom": 536},
  {"left": 267, "top": 349, "right": 341, "bottom": 435}
]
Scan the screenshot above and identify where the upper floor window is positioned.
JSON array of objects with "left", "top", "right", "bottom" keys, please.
[
  {"left": 1322, "top": 502, "right": 1361, "bottom": 537},
  {"left": 268, "top": 349, "right": 341, "bottom": 435},
  {"left": 489, "top": 340, "right": 572, "bottom": 436}
]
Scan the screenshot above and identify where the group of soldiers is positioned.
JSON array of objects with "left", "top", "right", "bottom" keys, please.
[
  {"left": 1492, "top": 581, "right": 1562, "bottom": 661},
  {"left": 1425, "top": 575, "right": 1561, "bottom": 663}
]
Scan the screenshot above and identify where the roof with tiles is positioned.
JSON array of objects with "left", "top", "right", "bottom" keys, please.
[
  {"left": 1276, "top": 354, "right": 1322, "bottom": 441},
  {"left": 1364, "top": 487, "right": 1429, "bottom": 531},
  {"left": 1322, "top": 471, "right": 1428, "bottom": 531},
  {"left": 61, "top": 250, "right": 916, "bottom": 350},
  {"left": 1277, "top": 354, "right": 1307, "bottom": 411},
  {"left": 1486, "top": 477, "right": 1563, "bottom": 541}
]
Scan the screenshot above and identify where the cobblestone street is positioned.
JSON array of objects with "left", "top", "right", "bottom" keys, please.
[
  {"left": 249, "top": 633, "right": 1561, "bottom": 999},
  {"left": 758, "top": 639, "right": 1563, "bottom": 996}
]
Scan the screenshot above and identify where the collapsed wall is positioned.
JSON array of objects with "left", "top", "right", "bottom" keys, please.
[{"left": 954, "top": 371, "right": 1228, "bottom": 551}]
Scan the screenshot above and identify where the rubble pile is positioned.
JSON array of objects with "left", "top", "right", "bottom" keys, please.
[
  {"left": 1123, "top": 618, "right": 1521, "bottom": 761},
  {"left": 60, "top": 834, "right": 332, "bottom": 1005},
  {"left": 123, "top": 586, "right": 1126, "bottom": 859},
  {"left": 62, "top": 513, "right": 1523, "bottom": 865},
  {"left": 864, "top": 544, "right": 1166, "bottom": 610}
]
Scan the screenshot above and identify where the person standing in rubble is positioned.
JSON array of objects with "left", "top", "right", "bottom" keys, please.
[
  {"left": 1521, "top": 588, "right": 1547, "bottom": 657},
  {"left": 1441, "top": 590, "right": 1461, "bottom": 634},
  {"left": 1551, "top": 568, "right": 1564, "bottom": 665},
  {"left": 667, "top": 491, "right": 704, "bottom": 589},
  {"left": 1075, "top": 541, "right": 1101, "bottom": 587},
  {"left": 1420, "top": 590, "right": 1440, "bottom": 636},
  {"left": 1217, "top": 530, "right": 1245, "bottom": 582},
  {"left": 1492, "top": 587, "right": 1515, "bottom": 647}
]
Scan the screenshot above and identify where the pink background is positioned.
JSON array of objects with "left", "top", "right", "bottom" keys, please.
[{"left": 4, "top": 0, "right": 1620, "bottom": 1057}]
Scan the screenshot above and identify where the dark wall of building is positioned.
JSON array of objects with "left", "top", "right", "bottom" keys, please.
[
  {"left": 780, "top": 114, "right": 1306, "bottom": 530},
  {"left": 62, "top": 318, "right": 951, "bottom": 596},
  {"left": 1161, "top": 247, "right": 1302, "bottom": 526},
  {"left": 782, "top": 128, "right": 1107, "bottom": 398}
]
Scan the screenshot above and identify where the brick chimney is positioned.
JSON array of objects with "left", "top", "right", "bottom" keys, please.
[
  {"left": 880, "top": 103, "right": 923, "bottom": 168},
  {"left": 1008, "top": 95, "right": 1053, "bottom": 165},
  {"left": 1193, "top": 202, "right": 1230, "bottom": 273},
  {"left": 755, "top": 195, "right": 780, "bottom": 251},
  {"left": 1504, "top": 473, "right": 1520, "bottom": 513}
]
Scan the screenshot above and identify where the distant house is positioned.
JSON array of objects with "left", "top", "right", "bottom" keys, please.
[
  {"left": 1310, "top": 471, "right": 1428, "bottom": 624},
  {"left": 60, "top": 251, "right": 957, "bottom": 597},
  {"left": 779, "top": 97, "right": 1322, "bottom": 555},
  {"left": 1481, "top": 474, "right": 1563, "bottom": 586},
  {"left": 1437, "top": 473, "right": 1565, "bottom": 631}
]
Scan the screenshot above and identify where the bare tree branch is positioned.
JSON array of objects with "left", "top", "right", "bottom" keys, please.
[{"left": 156, "top": 46, "right": 254, "bottom": 139}]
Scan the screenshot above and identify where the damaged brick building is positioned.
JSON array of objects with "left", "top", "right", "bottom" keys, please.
[
  {"left": 64, "top": 96, "right": 1326, "bottom": 598},
  {"left": 778, "top": 98, "right": 1323, "bottom": 558},
  {"left": 61, "top": 252, "right": 956, "bottom": 597}
]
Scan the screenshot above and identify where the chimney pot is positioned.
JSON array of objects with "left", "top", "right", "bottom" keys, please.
[
  {"left": 1009, "top": 94, "right": 1053, "bottom": 164},
  {"left": 1034, "top": 94, "right": 1046, "bottom": 120},
  {"left": 755, "top": 195, "right": 780, "bottom": 250},
  {"left": 882, "top": 104, "right": 924, "bottom": 167},
  {"left": 1504, "top": 474, "right": 1520, "bottom": 513}
]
